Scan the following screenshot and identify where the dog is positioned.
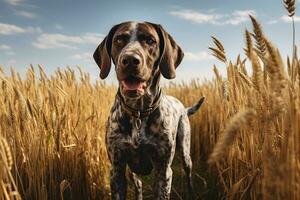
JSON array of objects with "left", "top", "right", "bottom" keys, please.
[{"left": 93, "top": 21, "right": 205, "bottom": 200}]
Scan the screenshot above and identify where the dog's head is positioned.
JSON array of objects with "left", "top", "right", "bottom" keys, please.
[{"left": 93, "top": 21, "right": 184, "bottom": 98}]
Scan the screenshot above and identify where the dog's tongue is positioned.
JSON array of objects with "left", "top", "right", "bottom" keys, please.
[{"left": 122, "top": 80, "right": 145, "bottom": 91}]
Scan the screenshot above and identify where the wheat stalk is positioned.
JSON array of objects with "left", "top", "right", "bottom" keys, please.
[
  {"left": 264, "top": 39, "right": 287, "bottom": 115},
  {"left": 284, "top": 0, "right": 296, "bottom": 17},
  {"left": 208, "top": 109, "right": 256, "bottom": 164},
  {"left": 244, "top": 28, "right": 253, "bottom": 58},
  {"left": 245, "top": 26, "right": 264, "bottom": 92},
  {"left": 0, "top": 137, "right": 13, "bottom": 171},
  {"left": 250, "top": 51, "right": 264, "bottom": 92},
  {"left": 209, "top": 36, "right": 227, "bottom": 63},
  {"left": 249, "top": 15, "right": 267, "bottom": 58},
  {"left": 283, "top": 0, "right": 296, "bottom": 63},
  {"left": 213, "top": 65, "right": 222, "bottom": 82},
  {"left": 238, "top": 70, "right": 254, "bottom": 88},
  {"left": 0, "top": 136, "right": 21, "bottom": 200}
]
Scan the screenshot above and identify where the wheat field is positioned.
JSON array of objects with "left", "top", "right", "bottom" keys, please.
[{"left": 1, "top": 8, "right": 300, "bottom": 200}]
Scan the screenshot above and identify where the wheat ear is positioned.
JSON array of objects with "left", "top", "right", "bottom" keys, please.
[
  {"left": 209, "top": 36, "right": 227, "bottom": 63},
  {"left": 208, "top": 109, "right": 256, "bottom": 164},
  {"left": 249, "top": 15, "right": 267, "bottom": 58}
]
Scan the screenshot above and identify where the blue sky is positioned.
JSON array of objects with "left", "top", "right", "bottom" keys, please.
[{"left": 0, "top": 0, "right": 300, "bottom": 83}]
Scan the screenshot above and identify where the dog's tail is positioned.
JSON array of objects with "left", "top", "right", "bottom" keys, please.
[{"left": 186, "top": 97, "right": 205, "bottom": 116}]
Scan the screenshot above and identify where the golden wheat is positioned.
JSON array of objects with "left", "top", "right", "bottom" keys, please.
[
  {"left": 244, "top": 28, "right": 253, "bottom": 58},
  {"left": 207, "top": 109, "right": 256, "bottom": 164},
  {"left": 209, "top": 36, "right": 227, "bottom": 63},
  {"left": 250, "top": 15, "right": 267, "bottom": 58},
  {"left": 283, "top": 0, "right": 296, "bottom": 17}
]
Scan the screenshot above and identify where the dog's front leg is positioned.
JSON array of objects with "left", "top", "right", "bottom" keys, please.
[
  {"left": 110, "top": 151, "right": 127, "bottom": 200},
  {"left": 153, "top": 166, "right": 173, "bottom": 200}
]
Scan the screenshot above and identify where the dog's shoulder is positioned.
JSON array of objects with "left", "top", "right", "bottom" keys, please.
[
  {"left": 159, "top": 94, "right": 185, "bottom": 118},
  {"left": 161, "top": 95, "right": 185, "bottom": 109}
]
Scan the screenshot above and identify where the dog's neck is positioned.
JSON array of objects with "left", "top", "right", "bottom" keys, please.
[{"left": 119, "top": 73, "right": 161, "bottom": 112}]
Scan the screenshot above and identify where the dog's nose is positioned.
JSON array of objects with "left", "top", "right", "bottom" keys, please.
[{"left": 121, "top": 54, "right": 141, "bottom": 68}]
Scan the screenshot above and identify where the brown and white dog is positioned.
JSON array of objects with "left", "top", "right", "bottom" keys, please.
[{"left": 93, "top": 21, "right": 204, "bottom": 200}]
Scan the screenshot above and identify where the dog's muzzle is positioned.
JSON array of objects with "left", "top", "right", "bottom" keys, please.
[{"left": 117, "top": 52, "right": 147, "bottom": 96}]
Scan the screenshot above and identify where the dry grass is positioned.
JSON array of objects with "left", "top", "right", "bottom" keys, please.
[{"left": 1, "top": 15, "right": 300, "bottom": 200}]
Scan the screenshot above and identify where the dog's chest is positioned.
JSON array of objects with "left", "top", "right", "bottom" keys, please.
[
  {"left": 107, "top": 114, "right": 162, "bottom": 175},
  {"left": 127, "top": 117, "right": 164, "bottom": 147},
  {"left": 123, "top": 119, "right": 171, "bottom": 175},
  {"left": 106, "top": 98, "right": 180, "bottom": 175}
]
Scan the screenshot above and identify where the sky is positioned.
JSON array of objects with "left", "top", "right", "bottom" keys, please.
[{"left": 0, "top": 0, "right": 300, "bottom": 83}]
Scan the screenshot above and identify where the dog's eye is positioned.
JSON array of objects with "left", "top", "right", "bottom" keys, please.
[
  {"left": 116, "top": 38, "right": 123, "bottom": 44},
  {"left": 114, "top": 35, "right": 129, "bottom": 45},
  {"left": 146, "top": 38, "right": 155, "bottom": 45}
]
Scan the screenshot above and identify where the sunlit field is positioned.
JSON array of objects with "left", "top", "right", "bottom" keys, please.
[{"left": 1, "top": 2, "right": 300, "bottom": 199}]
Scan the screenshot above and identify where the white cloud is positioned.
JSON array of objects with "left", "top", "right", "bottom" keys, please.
[
  {"left": 225, "top": 10, "right": 256, "bottom": 25},
  {"left": 169, "top": 10, "right": 222, "bottom": 24},
  {"left": 81, "top": 33, "right": 104, "bottom": 44},
  {"left": 3, "top": 0, "right": 22, "bottom": 6},
  {"left": 184, "top": 51, "right": 214, "bottom": 61},
  {"left": 0, "top": 45, "right": 14, "bottom": 56},
  {"left": 0, "top": 23, "right": 26, "bottom": 34},
  {"left": 268, "top": 20, "right": 279, "bottom": 24},
  {"left": 0, "top": 45, "right": 11, "bottom": 50},
  {"left": 54, "top": 24, "right": 63, "bottom": 30},
  {"left": 33, "top": 33, "right": 104, "bottom": 49},
  {"left": 0, "top": 22, "right": 41, "bottom": 35},
  {"left": 70, "top": 52, "right": 93, "bottom": 62},
  {"left": 170, "top": 9, "right": 256, "bottom": 26},
  {"left": 281, "top": 15, "right": 300, "bottom": 22},
  {"left": 15, "top": 10, "right": 37, "bottom": 18},
  {"left": 27, "top": 26, "right": 42, "bottom": 33}
]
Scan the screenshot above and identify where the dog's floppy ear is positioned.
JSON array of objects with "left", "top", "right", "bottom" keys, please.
[
  {"left": 153, "top": 24, "right": 184, "bottom": 79},
  {"left": 93, "top": 24, "right": 120, "bottom": 79}
]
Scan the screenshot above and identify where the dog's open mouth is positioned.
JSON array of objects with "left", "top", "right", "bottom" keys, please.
[{"left": 121, "top": 76, "right": 147, "bottom": 93}]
